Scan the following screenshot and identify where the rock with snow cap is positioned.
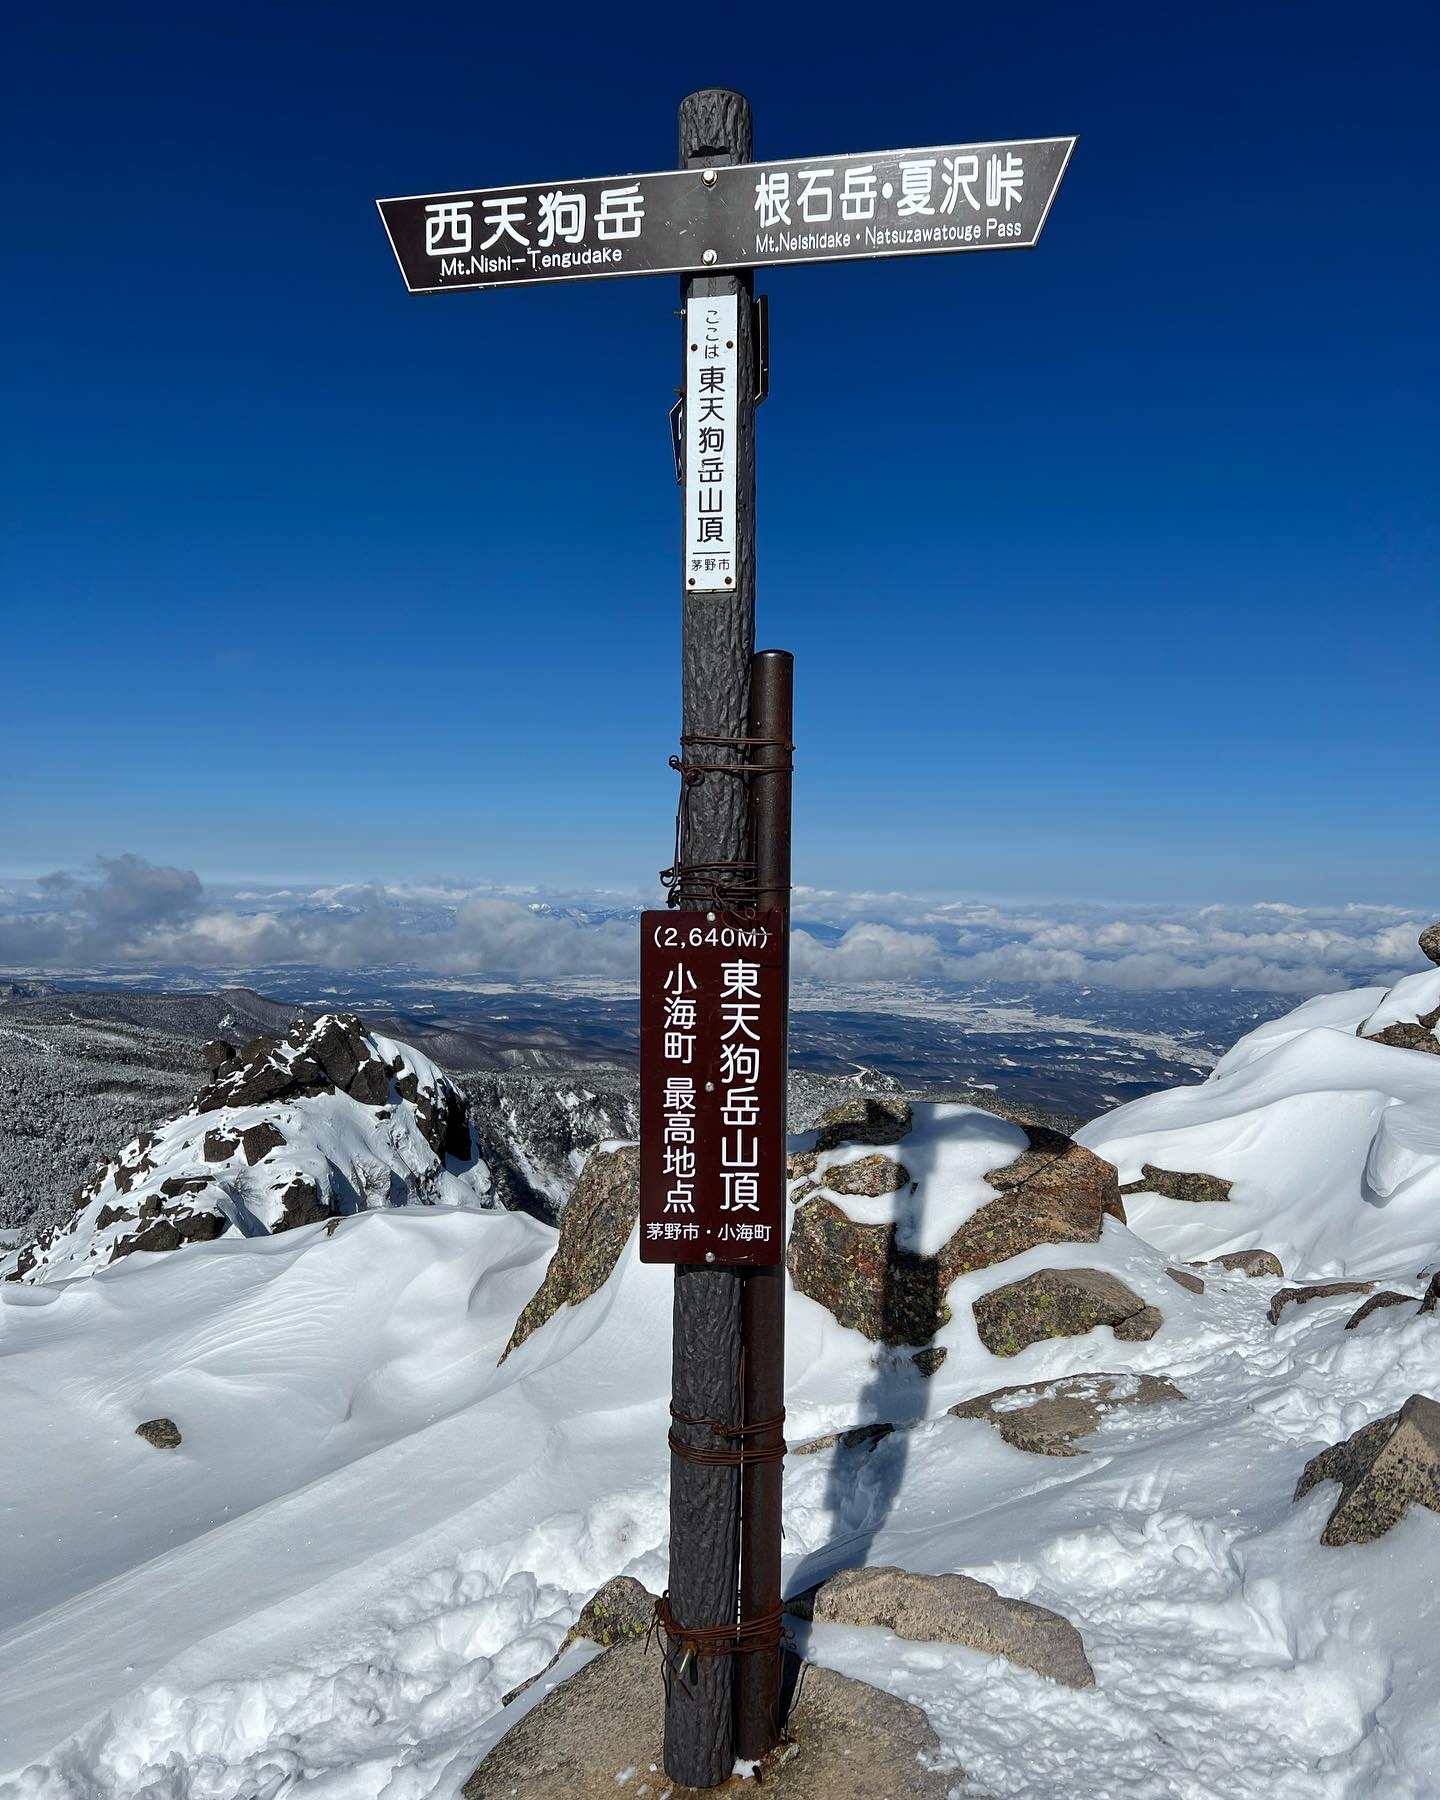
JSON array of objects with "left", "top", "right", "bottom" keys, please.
[
  {"left": 786, "top": 1110, "right": 1115, "bottom": 1348},
  {"left": 802, "top": 1565, "right": 1095, "bottom": 1688},
  {"left": 949, "top": 1370, "right": 1187, "bottom": 1456}
]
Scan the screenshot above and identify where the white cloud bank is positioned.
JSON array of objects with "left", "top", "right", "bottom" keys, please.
[{"left": 0, "top": 856, "right": 1432, "bottom": 995}]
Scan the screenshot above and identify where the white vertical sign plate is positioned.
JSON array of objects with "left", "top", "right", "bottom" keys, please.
[{"left": 684, "top": 294, "right": 738, "bottom": 592}]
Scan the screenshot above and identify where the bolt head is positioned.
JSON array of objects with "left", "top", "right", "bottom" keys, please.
[
  {"left": 701, "top": 168, "right": 718, "bottom": 187},
  {"left": 702, "top": 248, "right": 717, "bottom": 265}
]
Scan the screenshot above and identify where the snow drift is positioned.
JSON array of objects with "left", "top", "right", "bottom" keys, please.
[{"left": 1, "top": 971, "right": 1437, "bottom": 1798}]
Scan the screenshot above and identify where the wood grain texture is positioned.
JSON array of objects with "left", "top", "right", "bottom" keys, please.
[{"left": 663, "top": 85, "right": 756, "bottom": 1794}]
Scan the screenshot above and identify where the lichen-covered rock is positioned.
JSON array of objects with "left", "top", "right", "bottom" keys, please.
[
  {"left": 1205, "top": 1249, "right": 1285, "bottom": 1279},
  {"left": 806, "top": 1565, "right": 1095, "bottom": 1688},
  {"left": 818, "top": 1154, "right": 911, "bottom": 1198},
  {"left": 973, "top": 1267, "right": 1161, "bottom": 1357},
  {"left": 950, "top": 1370, "right": 1185, "bottom": 1456},
  {"left": 786, "top": 1197, "right": 948, "bottom": 1346},
  {"left": 1364, "top": 1020, "right": 1440, "bottom": 1054},
  {"left": 1165, "top": 1266, "right": 1204, "bottom": 1294},
  {"left": 811, "top": 1096, "right": 913, "bottom": 1154},
  {"left": 1295, "top": 1393, "right": 1440, "bottom": 1545},
  {"left": 500, "top": 1576, "right": 660, "bottom": 1707},
  {"left": 135, "top": 1417, "right": 182, "bottom": 1450},
  {"left": 1421, "top": 1273, "right": 1440, "bottom": 1315},
  {"left": 1421, "top": 923, "right": 1440, "bottom": 967},
  {"left": 1120, "top": 1164, "right": 1233, "bottom": 1204},
  {"left": 786, "top": 1118, "right": 1114, "bottom": 1348},
  {"left": 1268, "top": 1281, "right": 1374, "bottom": 1326},
  {"left": 503, "top": 1145, "right": 640, "bottom": 1361}
]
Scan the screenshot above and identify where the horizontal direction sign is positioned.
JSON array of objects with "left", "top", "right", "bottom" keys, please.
[{"left": 378, "top": 136, "right": 1075, "bottom": 293}]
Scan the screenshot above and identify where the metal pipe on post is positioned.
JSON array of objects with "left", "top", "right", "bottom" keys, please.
[
  {"left": 736, "top": 649, "right": 793, "bottom": 1761},
  {"left": 663, "top": 87, "right": 757, "bottom": 1792}
]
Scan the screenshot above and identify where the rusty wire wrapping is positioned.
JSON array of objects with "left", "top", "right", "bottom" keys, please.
[
  {"left": 660, "top": 731, "right": 794, "bottom": 911},
  {"left": 649, "top": 1593, "right": 790, "bottom": 1693}
]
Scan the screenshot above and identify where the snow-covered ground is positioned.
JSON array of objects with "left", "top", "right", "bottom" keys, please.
[{"left": 1, "top": 980, "right": 1437, "bottom": 1798}]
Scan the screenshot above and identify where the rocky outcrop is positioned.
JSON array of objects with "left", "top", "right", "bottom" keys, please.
[
  {"left": 1364, "top": 1018, "right": 1440, "bottom": 1054},
  {"left": 802, "top": 1565, "right": 1094, "bottom": 1688},
  {"left": 1295, "top": 1394, "right": 1440, "bottom": 1545},
  {"left": 950, "top": 1370, "right": 1185, "bottom": 1456},
  {"left": 1420, "top": 923, "right": 1440, "bottom": 966},
  {"left": 1356, "top": 958, "right": 1440, "bottom": 1053},
  {"left": 1120, "top": 1164, "right": 1232, "bottom": 1204},
  {"left": 465, "top": 1640, "right": 955, "bottom": 1799},
  {"left": 786, "top": 1111, "right": 1117, "bottom": 1348},
  {"left": 812, "top": 1096, "right": 913, "bottom": 1153},
  {"left": 1268, "top": 1281, "right": 1374, "bottom": 1326},
  {"left": 1165, "top": 1266, "right": 1204, "bottom": 1294},
  {"left": 5, "top": 1016, "right": 496, "bottom": 1283},
  {"left": 972, "top": 1267, "right": 1162, "bottom": 1358},
  {"left": 194, "top": 1015, "right": 473, "bottom": 1162},
  {"left": 503, "top": 1145, "right": 640, "bottom": 1360}
]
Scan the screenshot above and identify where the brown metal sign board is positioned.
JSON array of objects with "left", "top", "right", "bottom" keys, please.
[
  {"left": 639, "top": 909, "right": 786, "bottom": 1266},
  {"left": 377, "top": 136, "right": 1075, "bottom": 294}
]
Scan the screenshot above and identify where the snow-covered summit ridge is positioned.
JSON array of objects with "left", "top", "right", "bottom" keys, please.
[
  {"left": 1078, "top": 957, "right": 1440, "bottom": 1281},
  {"left": 2, "top": 1014, "right": 497, "bottom": 1284}
]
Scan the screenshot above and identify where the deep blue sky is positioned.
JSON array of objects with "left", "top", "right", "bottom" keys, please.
[{"left": 4, "top": 1, "right": 1435, "bottom": 906}]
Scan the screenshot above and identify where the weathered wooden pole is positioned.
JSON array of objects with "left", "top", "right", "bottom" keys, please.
[
  {"left": 735, "top": 649, "right": 792, "bottom": 1760},
  {"left": 663, "top": 86, "right": 757, "bottom": 1790}
]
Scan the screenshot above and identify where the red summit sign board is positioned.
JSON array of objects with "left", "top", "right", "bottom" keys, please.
[{"left": 639, "top": 910, "right": 786, "bottom": 1266}]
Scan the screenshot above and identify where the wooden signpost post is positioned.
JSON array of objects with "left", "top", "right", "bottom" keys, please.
[{"left": 378, "top": 89, "right": 1073, "bottom": 1790}]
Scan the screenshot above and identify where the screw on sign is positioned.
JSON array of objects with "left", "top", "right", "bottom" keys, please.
[{"left": 377, "top": 89, "right": 1073, "bottom": 1790}]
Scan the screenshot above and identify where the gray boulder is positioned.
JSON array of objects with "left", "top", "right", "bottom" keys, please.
[
  {"left": 949, "top": 1370, "right": 1185, "bottom": 1457},
  {"left": 503, "top": 1145, "right": 639, "bottom": 1361},
  {"left": 1295, "top": 1394, "right": 1440, "bottom": 1545},
  {"left": 1120, "top": 1164, "right": 1232, "bottom": 1204},
  {"left": 805, "top": 1564, "right": 1094, "bottom": 1688},
  {"left": 973, "top": 1267, "right": 1162, "bottom": 1357}
]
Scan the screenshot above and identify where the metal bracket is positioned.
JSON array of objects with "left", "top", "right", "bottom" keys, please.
[
  {"left": 753, "top": 295, "right": 769, "bottom": 405},
  {"left": 669, "top": 396, "right": 684, "bottom": 485}
]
